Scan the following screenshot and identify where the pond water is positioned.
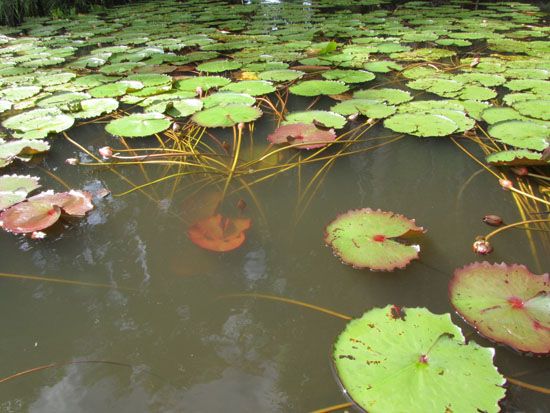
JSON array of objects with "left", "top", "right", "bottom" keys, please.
[{"left": 0, "top": 0, "right": 549, "bottom": 412}]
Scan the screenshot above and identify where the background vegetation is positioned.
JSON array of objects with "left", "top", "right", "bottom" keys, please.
[{"left": 0, "top": 0, "right": 138, "bottom": 26}]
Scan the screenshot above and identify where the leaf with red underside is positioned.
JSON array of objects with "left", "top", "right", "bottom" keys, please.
[
  {"left": 29, "top": 190, "right": 94, "bottom": 216},
  {"left": 0, "top": 201, "right": 61, "bottom": 233},
  {"left": 450, "top": 262, "right": 550, "bottom": 354},
  {"left": 187, "top": 214, "right": 251, "bottom": 252},
  {"left": 324, "top": 208, "right": 425, "bottom": 271},
  {"left": 267, "top": 123, "right": 336, "bottom": 150}
]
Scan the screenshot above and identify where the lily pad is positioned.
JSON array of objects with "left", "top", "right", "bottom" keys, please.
[
  {"left": 289, "top": 80, "right": 349, "bottom": 97},
  {"left": 481, "top": 107, "right": 525, "bottom": 125},
  {"left": 334, "top": 305, "right": 506, "bottom": 413},
  {"left": 0, "top": 139, "right": 50, "bottom": 168},
  {"left": 322, "top": 69, "right": 375, "bottom": 84},
  {"left": 267, "top": 123, "right": 336, "bottom": 149},
  {"left": 202, "top": 92, "right": 255, "bottom": 108},
  {"left": 324, "top": 208, "right": 425, "bottom": 271},
  {"left": 167, "top": 99, "right": 204, "bottom": 118},
  {"left": 384, "top": 113, "right": 458, "bottom": 137},
  {"left": 259, "top": 69, "right": 304, "bottom": 82},
  {"left": 70, "top": 98, "right": 119, "bottom": 119},
  {"left": 197, "top": 60, "right": 242, "bottom": 73},
  {"left": 29, "top": 190, "right": 94, "bottom": 216},
  {"left": 0, "top": 85, "right": 41, "bottom": 101},
  {"left": 0, "top": 174, "right": 40, "bottom": 210},
  {"left": 450, "top": 262, "right": 550, "bottom": 354},
  {"left": 486, "top": 150, "right": 546, "bottom": 166},
  {"left": 187, "top": 214, "right": 251, "bottom": 252},
  {"left": 283, "top": 111, "right": 347, "bottom": 129},
  {"left": 512, "top": 99, "right": 550, "bottom": 121},
  {"left": 353, "top": 88, "right": 412, "bottom": 105},
  {"left": 105, "top": 112, "right": 171, "bottom": 138},
  {"left": 175, "top": 76, "right": 231, "bottom": 92},
  {"left": 331, "top": 99, "right": 396, "bottom": 119},
  {"left": 192, "top": 105, "right": 262, "bottom": 128},
  {"left": 221, "top": 80, "right": 275, "bottom": 96},
  {"left": 2, "top": 108, "right": 74, "bottom": 139},
  {"left": 0, "top": 201, "right": 61, "bottom": 234},
  {"left": 488, "top": 121, "right": 549, "bottom": 151}
]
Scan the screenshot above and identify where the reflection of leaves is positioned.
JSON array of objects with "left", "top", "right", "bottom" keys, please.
[
  {"left": 334, "top": 305, "right": 506, "bottom": 413},
  {"left": 188, "top": 214, "right": 251, "bottom": 252}
]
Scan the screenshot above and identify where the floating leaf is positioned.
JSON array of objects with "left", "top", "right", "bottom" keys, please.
[
  {"left": 36, "top": 92, "right": 90, "bottom": 110},
  {"left": 70, "top": 98, "right": 119, "bottom": 119},
  {"left": 353, "top": 88, "right": 412, "bottom": 105},
  {"left": 221, "top": 80, "right": 275, "bottom": 96},
  {"left": 486, "top": 150, "right": 546, "bottom": 166},
  {"left": 324, "top": 208, "right": 424, "bottom": 271},
  {"left": 450, "top": 262, "right": 550, "bottom": 354},
  {"left": 29, "top": 190, "right": 94, "bottom": 216},
  {"left": 384, "top": 113, "right": 458, "bottom": 137},
  {"left": 283, "top": 111, "right": 346, "bottom": 129},
  {"left": 202, "top": 92, "right": 255, "bottom": 108},
  {"left": 0, "top": 85, "right": 41, "bottom": 101},
  {"left": 322, "top": 69, "right": 375, "bottom": 84},
  {"left": 175, "top": 76, "right": 231, "bottom": 92},
  {"left": 105, "top": 112, "right": 171, "bottom": 138},
  {"left": 0, "top": 174, "right": 40, "bottom": 210},
  {"left": 259, "top": 69, "right": 304, "bottom": 82},
  {"left": 192, "top": 105, "right": 262, "bottom": 128},
  {"left": 0, "top": 139, "right": 50, "bottom": 168},
  {"left": 334, "top": 305, "right": 506, "bottom": 413},
  {"left": 331, "top": 99, "right": 396, "bottom": 119},
  {"left": 197, "top": 60, "right": 242, "bottom": 73},
  {"left": 187, "top": 214, "right": 251, "bottom": 252},
  {"left": 2, "top": 108, "right": 74, "bottom": 139},
  {"left": 481, "top": 107, "right": 525, "bottom": 125},
  {"left": 488, "top": 120, "right": 549, "bottom": 151},
  {"left": 267, "top": 123, "right": 336, "bottom": 149},
  {"left": 512, "top": 99, "right": 550, "bottom": 121},
  {"left": 289, "top": 80, "right": 349, "bottom": 97},
  {"left": 0, "top": 201, "right": 61, "bottom": 234}
]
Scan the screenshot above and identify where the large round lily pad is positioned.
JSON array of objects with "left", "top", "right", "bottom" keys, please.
[
  {"left": 221, "top": 80, "right": 275, "bottom": 96},
  {"left": 289, "top": 80, "right": 349, "bottom": 96},
  {"left": 0, "top": 174, "right": 40, "bottom": 210},
  {"left": 334, "top": 305, "right": 506, "bottom": 413},
  {"left": 450, "top": 262, "right": 550, "bottom": 354},
  {"left": 384, "top": 113, "right": 458, "bottom": 137},
  {"left": 324, "top": 208, "right": 425, "bottom": 271},
  {"left": 2, "top": 108, "right": 74, "bottom": 139},
  {"left": 191, "top": 105, "right": 262, "bottom": 128},
  {"left": 488, "top": 120, "right": 549, "bottom": 151},
  {"left": 105, "top": 113, "right": 171, "bottom": 138},
  {"left": 283, "top": 111, "right": 347, "bottom": 129},
  {"left": 0, "top": 201, "right": 61, "bottom": 234}
]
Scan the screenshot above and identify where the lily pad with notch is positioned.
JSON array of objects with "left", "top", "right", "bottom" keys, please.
[{"left": 267, "top": 123, "right": 336, "bottom": 150}]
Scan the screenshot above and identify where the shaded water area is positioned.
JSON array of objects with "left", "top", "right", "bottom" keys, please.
[{"left": 0, "top": 0, "right": 549, "bottom": 412}]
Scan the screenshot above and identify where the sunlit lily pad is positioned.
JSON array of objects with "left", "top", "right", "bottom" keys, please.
[
  {"left": 353, "top": 88, "right": 412, "bottom": 105},
  {"left": 481, "top": 107, "right": 525, "bottom": 125},
  {"left": 488, "top": 121, "right": 549, "bottom": 151},
  {"left": 283, "top": 111, "right": 346, "bottom": 129},
  {"left": 322, "top": 69, "right": 375, "bottom": 84},
  {"left": 0, "top": 174, "right": 40, "bottom": 210},
  {"left": 175, "top": 76, "right": 231, "bottom": 92},
  {"left": 29, "top": 190, "right": 94, "bottom": 216},
  {"left": 221, "top": 80, "right": 275, "bottom": 96},
  {"left": 331, "top": 99, "right": 396, "bottom": 119},
  {"left": 197, "top": 60, "right": 242, "bottom": 73},
  {"left": 167, "top": 99, "right": 204, "bottom": 118},
  {"left": 486, "top": 150, "right": 546, "bottom": 166},
  {"left": 512, "top": 99, "right": 550, "bottom": 121},
  {"left": 384, "top": 113, "right": 458, "bottom": 137},
  {"left": 450, "top": 262, "right": 550, "bottom": 354},
  {"left": 289, "top": 80, "right": 349, "bottom": 97},
  {"left": 202, "top": 92, "right": 255, "bottom": 108},
  {"left": 2, "top": 108, "right": 74, "bottom": 139},
  {"left": 187, "top": 214, "right": 251, "bottom": 252},
  {"left": 259, "top": 69, "right": 304, "bottom": 82},
  {"left": 70, "top": 98, "right": 119, "bottom": 119},
  {"left": 334, "top": 305, "right": 505, "bottom": 413},
  {"left": 105, "top": 112, "right": 171, "bottom": 138},
  {"left": 0, "top": 139, "right": 50, "bottom": 168},
  {"left": 192, "top": 105, "right": 262, "bottom": 128},
  {"left": 267, "top": 123, "right": 336, "bottom": 149},
  {"left": 0, "top": 85, "right": 41, "bottom": 101},
  {"left": 0, "top": 201, "right": 61, "bottom": 234},
  {"left": 324, "top": 208, "right": 425, "bottom": 271}
]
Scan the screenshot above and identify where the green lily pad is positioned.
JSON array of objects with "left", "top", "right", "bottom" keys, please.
[
  {"left": 70, "top": 98, "right": 119, "bottom": 120},
  {"left": 454, "top": 73, "right": 506, "bottom": 87},
  {"left": 322, "top": 69, "right": 375, "bottom": 84},
  {"left": 363, "top": 60, "right": 403, "bottom": 73},
  {"left": 488, "top": 121, "right": 549, "bottom": 151},
  {"left": 36, "top": 92, "right": 90, "bottom": 110},
  {"left": 324, "top": 208, "right": 425, "bottom": 271},
  {"left": 105, "top": 112, "right": 171, "bottom": 138},
  {"left": 197, "top": 60, "right": 242, "bottom": 73},
  {"left": 175, "top": 76, "right": 231, "bottom": 92},
  {"left": 486, "top": 150, "right": 546, "bottom": 166},
  {"left": 89, "top": 81, "right": 142, "bottom": 98},
  {"left": 203, "top": 92, "right": 255, "bottom": 108},
  {"left": 0, "top": 174, "right": 40, "bottom": 210},
  {"left": 450, "top": 262, "right": 550, "bottom": 354},
  {"left": 407, "top": 77, "right": 464, "bottom": 97},
  {"left": 331, "top": 99, "right": 396, "bottom": 119},
  {"left": 512, "top": 99, "right": 550, "bottom": 121},
  {"left": 125, "top": 73, "right": 172, "bottom": 87},
  {"left": 259, "top": 69, "right": 304, "bottom": 82},
  {"left": 2, "top": 108, "right": 74, "bottom": 139},
  {"left": 481, "top": 107, "right": 525, "bottom": 125},
  {"left": 221, "top": 80, "right": 275, "bottom": 96},
  {"left": 0, "top": 139, "right": 50, "bottom": 168},
  {"left": 289, "top": 80, "right": 349, "bottom": 97},
  {"left": 36, "top": 72, "right": 76, "bottom": 86},
  {"left": 192, "top": 105, "right": 262, "bottom": 128},
  {"left": 334, "top": 305, "right": 506, "bottom": 413},
  {"left": 283, "top": 111, "right": 347, "bottom": 129},
  {"left": 1, "top": 86, "right": 41, "bottom": 101},
  {"left": 0, "top": 99, "right": 12, "bottom": 113},
  {"left": 384, "top": 113, "right": 458, "bottom": 137},
  {"left": 353, "top": 88, "right": 412, "bottom": 105},
  {"left": 167, "top": 99, "right": 203, "bottom": 118}
]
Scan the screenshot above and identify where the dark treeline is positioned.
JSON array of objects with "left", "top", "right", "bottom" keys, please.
[{"left": 0, "top": 0, "right": 139, "bottom": 26}]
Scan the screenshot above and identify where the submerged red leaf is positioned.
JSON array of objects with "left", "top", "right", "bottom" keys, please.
[
  {"left": 187, "top": 214, "right": 251, "bottom": 252},
  {"left": 267, "top": 123, "right": 336, "bottom": 149},
  {"left": 0, "top": 201, "right": 61, "bottom": 234}
]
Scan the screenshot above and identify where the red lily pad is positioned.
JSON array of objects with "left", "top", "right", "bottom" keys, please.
[
  {"left": 29, "top": 190, "right": 94, "bottom": 216},
  {"left": 450, "top": 262, "right": 550, "bottom": 354},
  {"left": 267, "top": 123, "right": 336, "bottom": 149},
  {"left": 187, "top": 214, "right": 251, "bottom": 252},
  {"left": 0, "top": 201, "right": 61, "bottom": 234},
  {"left": 324, "top": 208, "right": 425, "bottom": 271}
]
